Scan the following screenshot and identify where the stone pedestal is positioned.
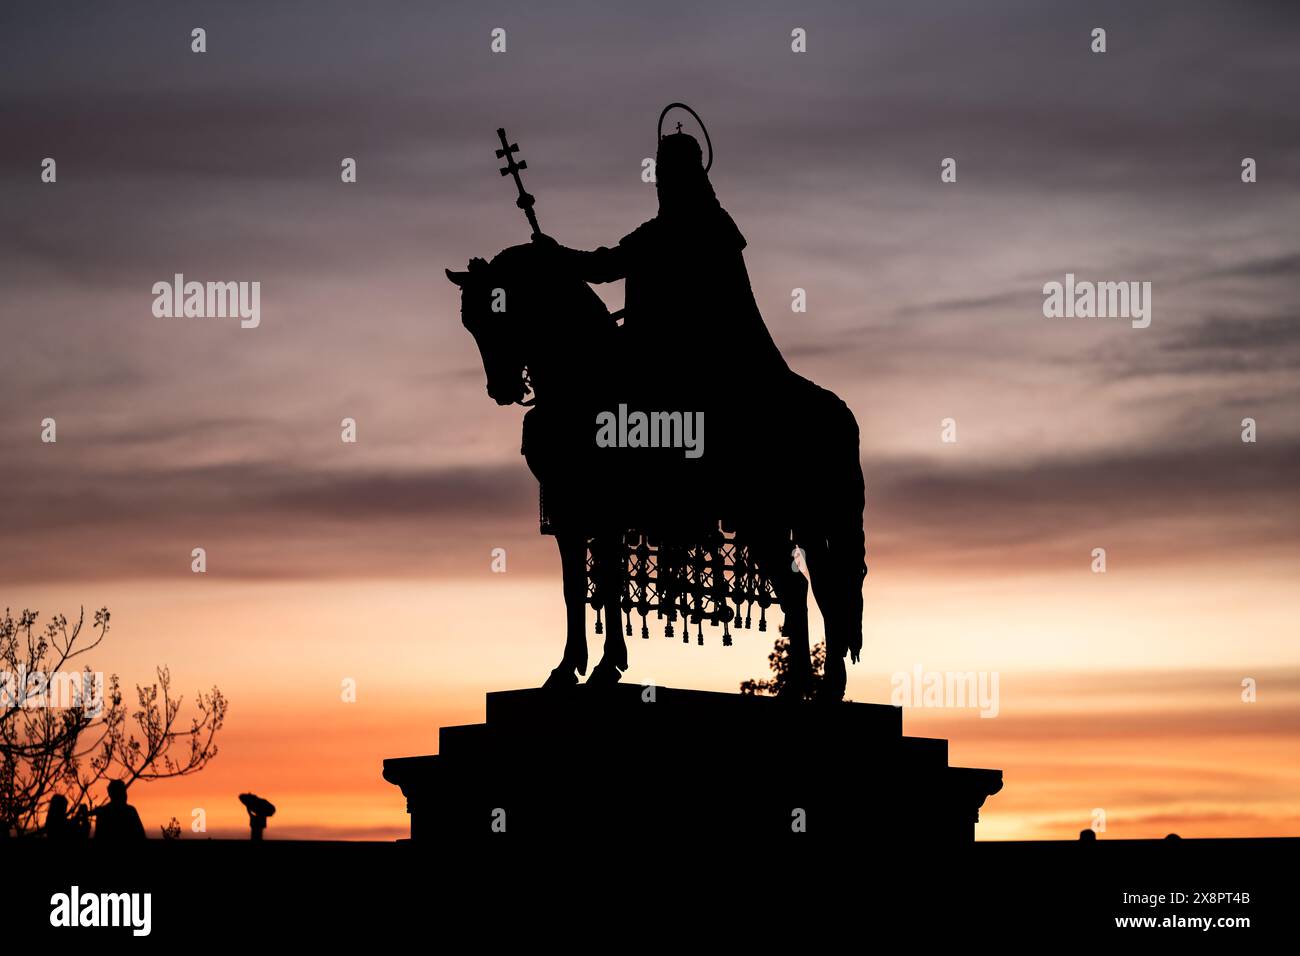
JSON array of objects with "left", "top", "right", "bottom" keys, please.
[{"left": 383, "top": 685, "right": 1002, "bottom": 842}]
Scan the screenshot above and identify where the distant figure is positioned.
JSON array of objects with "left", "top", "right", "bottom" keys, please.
[
  {"left": 43, "top": 795, "right": 89, "bottom": 841},
  {"left": 239, "top": 793, "right": 276, "bottom": 840},
  {"left": 43, "top": 795, "right": 70, "bottom": 838},
  {"left": 92, "top": 779, "right": 146, "bottom": 842},
  {"left": 1078, "top": 828, "right": 1097, "bottom": 841}
]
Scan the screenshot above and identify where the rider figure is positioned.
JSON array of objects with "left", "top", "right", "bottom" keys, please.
[
  {"left": 533, "top": 127, "right": 790, "bottom": 398},
  {"left": 530, "top": 116, "right": 865, "bottom": 696},
  {"left": 532, "top": 124, "right": 798, "bottom": 522}
]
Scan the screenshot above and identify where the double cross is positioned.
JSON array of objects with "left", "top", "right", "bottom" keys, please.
[{"left": 496, "top": 127, "right": 540, "bottom": 235}]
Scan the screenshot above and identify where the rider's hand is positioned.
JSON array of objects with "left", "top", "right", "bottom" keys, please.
[{"left": 531, "top": 232, "right": 559, "bottom": 251}]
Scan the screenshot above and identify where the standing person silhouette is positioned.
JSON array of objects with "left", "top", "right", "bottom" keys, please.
[
  {"left": 43, "top": 795, "right": 92, "bottom": 840},
  {"left": 92, "top": 779, "right": 146, "bottom": 842},
  {"left": 240, "top": 792, "right": 276, "bottom": 840},
  {"left": 44, "top": 795, "right": 71, "bottom": 840}
]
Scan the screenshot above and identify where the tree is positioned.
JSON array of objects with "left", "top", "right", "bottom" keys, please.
[
  {"left": 0, "top": 606, "right": 227, "bottom": 837},
  {"left": 739, "top": 636, "right": 826, "bottom": 700}
]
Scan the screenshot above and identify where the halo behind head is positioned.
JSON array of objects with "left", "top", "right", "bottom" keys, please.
[{"left": 657, "top": 102, "right": 713, "bottom": 172}]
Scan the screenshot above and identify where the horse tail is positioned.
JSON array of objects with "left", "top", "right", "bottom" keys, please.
[{"left": 818, "top": 390, "right": 867, "bottom": 662}]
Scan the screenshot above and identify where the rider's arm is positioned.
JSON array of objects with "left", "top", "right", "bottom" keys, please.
[
  {"left": 533, "top": 234, "right": 628, "bottom": 284},
  {"left": 566, "top": 245, "right": 628, "bottom": 284}
]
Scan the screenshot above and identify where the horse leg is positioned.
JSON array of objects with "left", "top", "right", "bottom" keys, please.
[
  {"left": 543, "top": 531, "right": 590, "bottom": 688},
  {"left": 799, "top": 398, "right": 867, "bottom": 703},
  {"left": 798, "top": 532, "right": 848, "bottom": 702},
  {"left": 751, "top": 534, "right": 812, "bottom": 700},
  {"left": 587, "top": 532, "right": 628, "bottom": 685},
  {"left": 817, "top": 518, "right": 866, "bottom": 704}
]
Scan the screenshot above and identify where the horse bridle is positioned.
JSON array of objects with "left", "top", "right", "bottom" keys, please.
[
  {"left": 517, "top": 367, "right": 536, "bottom": 407},
  {"left": 513, "top": 307, "right": 624, "bottom": 408}
]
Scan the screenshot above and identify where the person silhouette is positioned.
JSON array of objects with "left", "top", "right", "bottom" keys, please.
[
  {"left": 92, "top": 779, "right": 146, "bottom": 842},
  {"left": 44, "top": 795, "right": 71, "bottom": 840},
  {"left": 239, "top": 792, "right": 276, "bottom": 840},
  {"left": 44, "top": 795, "right": 91, "bottom": 840}
]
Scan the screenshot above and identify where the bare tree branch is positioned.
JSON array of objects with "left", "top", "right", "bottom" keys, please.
[{"left": 1, "top": 607, "right": 226, "bottom": 838}]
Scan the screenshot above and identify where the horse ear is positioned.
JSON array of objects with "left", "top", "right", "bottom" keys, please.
[{"left": 445, "top": 269, "right": 470, "bottom": 288}]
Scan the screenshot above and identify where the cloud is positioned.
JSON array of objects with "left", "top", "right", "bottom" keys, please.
[
  {"left": 2, "top": 0, "right": 1298, "bottom": 590},
  {"left": 1, "top": 428, "right": 1296, "bottom": 583},
  {"left": 864, "top": 439, "right": 1300, "bottom": 572},
  {"left": 1205, "top": 254, "right": 1300, "bottom": 280}
]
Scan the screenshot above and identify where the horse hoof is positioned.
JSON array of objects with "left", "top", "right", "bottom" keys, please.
[
  {"left": 817, "top": 662, "right": 847, "bottom": 702},
  {"left": 585, "top": 659, "right": 624, "bottom": 687},
  {"left": 543, "top": 666, "right": 579, "bottom": 690},
  {"left": 777, "top": 676, "right": 812, "bottom": 702}
]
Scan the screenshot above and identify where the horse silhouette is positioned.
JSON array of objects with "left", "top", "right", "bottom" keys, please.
[{"left": 446, "top": 238, "right": 866, "bottom": 700}]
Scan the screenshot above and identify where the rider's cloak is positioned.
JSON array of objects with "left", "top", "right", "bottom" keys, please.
[{"left": 557, "top": 203, "right": 791, "bottom": 401}]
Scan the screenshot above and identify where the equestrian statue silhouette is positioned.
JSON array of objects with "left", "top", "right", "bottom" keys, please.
[{"left": 446, "top": 105, "right": 866, "bottom": 701}]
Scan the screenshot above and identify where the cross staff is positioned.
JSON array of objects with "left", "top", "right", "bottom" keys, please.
[{"left": 496, "top": 127, "right": 540, "bottom": 236}]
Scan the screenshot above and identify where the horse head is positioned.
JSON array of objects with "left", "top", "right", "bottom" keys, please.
[
  {"left": 446, "top": 246, "right": 531, "bottom": 406},
  {"left": 447, "top": 241, "right": 614, "bottom": 407}
]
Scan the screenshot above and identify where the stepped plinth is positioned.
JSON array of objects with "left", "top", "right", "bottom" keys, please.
[{"left": 383, "top": 685, "right": 1002, "bottom": 842}]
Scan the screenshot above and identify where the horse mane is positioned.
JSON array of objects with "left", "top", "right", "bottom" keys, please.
[{"left": 490, "top": 243, "right": 608, "bottom": 314}]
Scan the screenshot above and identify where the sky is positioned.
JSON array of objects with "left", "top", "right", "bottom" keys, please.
[{"left": 2, "top": 0, "right": 1298, "bottom": 840}]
